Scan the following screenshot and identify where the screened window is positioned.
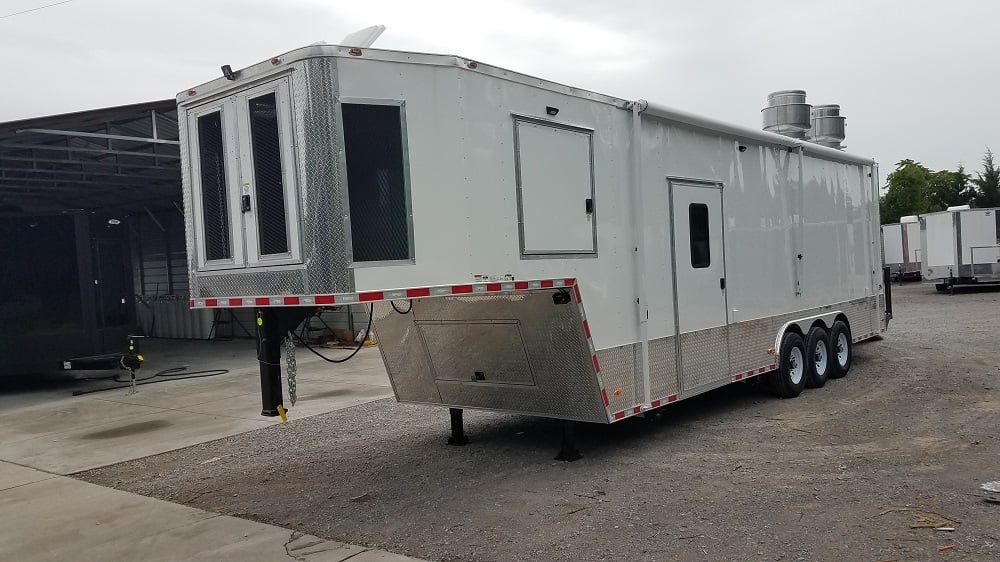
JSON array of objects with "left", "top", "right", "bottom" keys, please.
[
  {"left": 248, "top": 92, "right": 289, "bottom": 255},
  {"left": 689, "top": 203, "right": 710, "bottom": 268},
  {"left": 342, "top": 103, "right": 411, "bottom": 263},
  {"left": 197, "top": 111, "right": 231, "bottom": 261}
]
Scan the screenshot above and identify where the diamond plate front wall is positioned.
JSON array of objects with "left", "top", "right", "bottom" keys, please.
[
  {"left": 595, "top": 343, "right": 640, "bottom": 416},
  {"left": 374, "top": 291, "right": 608, "bottom": 423},
  {"left": 648, "top": 336, "right": 678, "bottom": 399},
  {"left": 184, "top": 57, "right": 353, "bottom": 298},
  {"left": 680, "top": 325, "right": 730, "bottom": 391}
]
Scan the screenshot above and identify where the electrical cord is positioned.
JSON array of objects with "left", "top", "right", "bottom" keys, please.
[
  {"left": 72, "top": 366, "right": 230, "bottom": 396},
  {"left": 391, "top": 299, "right": 412, "bottom": 314},
  {"left": 292, "top": 304, "right": 373, "bottom": 364}
]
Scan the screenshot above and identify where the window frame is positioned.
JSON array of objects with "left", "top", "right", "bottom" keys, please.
[{"left": 336, "top": 97, "right": 416, "bottom": 268}]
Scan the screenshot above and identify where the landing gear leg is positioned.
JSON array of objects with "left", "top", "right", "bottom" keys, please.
[
  {"left": 257, "top": 308, "right": 285, "bottom": 417},
  {"left": 447, "top": 408, "right": 469, "bottom": 446},
  {"left": 555, "top": 420, "right": 582, "bottom": 462}
]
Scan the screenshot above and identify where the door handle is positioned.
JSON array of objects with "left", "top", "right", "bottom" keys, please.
[
  {"left": 719, "top": 278, "right": 726, "bottom": 291},
  {"left": 241, "top": 194, "right": 252, "bottom": 213}
]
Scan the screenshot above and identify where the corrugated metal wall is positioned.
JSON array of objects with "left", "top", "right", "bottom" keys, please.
[{"left": 130, "top": 210, "right": 368, "bottom": 340}]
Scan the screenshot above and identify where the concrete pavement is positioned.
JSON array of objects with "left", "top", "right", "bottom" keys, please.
[
  {"left": 0, "top": 339, "right": 423, "bottom": 561},
  {"left": 0, "top": 461, "right": 416, "bottom": 561}
]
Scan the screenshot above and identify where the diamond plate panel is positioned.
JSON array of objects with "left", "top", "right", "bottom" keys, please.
[
  {"left": 375, "top": 291, "right": 607, "bottom": 423},
  {"left": 185, "top": 57, "right": 353, "bottom": 298},
  {"left": 648, "top": 336, "right": 678, "bottom": 399},
  {"left": 679, "top": 325, "right": 730, "bottom": 391},
  {"left": 728, "top": 315, "right": 784, "bottom": 378},
  {"left": 595, "top": 343, "right": 640, "bottom": 415},
  {"left": 727, "top": 296, "right": 880, "bottom": 379}
]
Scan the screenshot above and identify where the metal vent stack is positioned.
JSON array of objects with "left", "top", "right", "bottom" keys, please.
[
  {"left": 809, "top": 104, "right": 846, "bottom": 149},
  {"left": 761, "top": 90, "right": 811, "bottom": 139}
]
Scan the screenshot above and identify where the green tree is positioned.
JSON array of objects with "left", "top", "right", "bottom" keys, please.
[
  {"left": 927, "top": 165, "right": 973, "bottom": 211},
  {"left": 971, "top": 148, "right": 1000, "bottom": 208},
  {"left": 880, "top": 159, "right": 932, "bottom": 223}
]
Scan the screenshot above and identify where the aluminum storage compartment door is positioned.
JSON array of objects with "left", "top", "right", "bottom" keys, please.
[
  {"left": 670, "top": 181, "right": 730, "bottom": 391},
  {"left": 514, "top": 119, "right": 596, "bottom": 255}
]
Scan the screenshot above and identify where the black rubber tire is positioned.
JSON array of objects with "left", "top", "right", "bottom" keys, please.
[
  {"left": 828, "top": 320, "right": 852, "bottom": 379},
  {"left": 768, "top": 332, "right": 807, "bottom": 398},
  {"left": 935, "top": 284, "right": 948, "bottom": 292},
  {"left": 804, "top": 326, "right": 831, "bottom": 389}
]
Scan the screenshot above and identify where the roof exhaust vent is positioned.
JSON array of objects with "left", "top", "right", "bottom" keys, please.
[
  {"left": 761, "top": 90, "right": 811, "bottom": 139},
  {"left": 808, "top": 104, "right": 846, "bottom": 150}
]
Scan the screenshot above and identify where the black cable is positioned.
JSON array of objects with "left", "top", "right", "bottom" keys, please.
[
  {"left": 292, "top": 304, "right": 373, "bottom": 364},
  {"left": 72, "top": 367, "right": 230, "bottom": 395},
  {"left": 391, "top": 299, "right": 412, "bottom": 314}
]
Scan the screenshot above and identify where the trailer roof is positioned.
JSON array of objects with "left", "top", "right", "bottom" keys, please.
[
  {"left": 179, "top": 44, "right": 876, "bottom": 167},
  {"left": 0, "top": 100, "right": 180, "bottom": 217}
]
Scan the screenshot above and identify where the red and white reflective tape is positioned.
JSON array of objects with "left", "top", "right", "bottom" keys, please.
[
  {"left": 189, "top": 278, "right": 576, "bottom": 309},
  {"left": 852, "top": 332, "right": 878, "bottom": 343},
  {"left": 612, "top": 394, "right": 678, "bottom": 421},
  {"left": 571, "top": 284, "right": 612, "bottom": 413},
  {"left": 608, "top": 361, "right": 778, "bottom": 423},
  {"left": 733, "top": 363, "right": 778, "bottom": 382}
]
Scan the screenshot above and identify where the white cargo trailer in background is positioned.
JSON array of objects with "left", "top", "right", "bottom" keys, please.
[
  {"left": 921, "top": 205, "right": 1000, "bottom": 291},
  {"left": 176, "top": 43, "right": 887, "bottom": 456},
  {"left": 882, "top": 215, "right": 921, "bottom": 281}
]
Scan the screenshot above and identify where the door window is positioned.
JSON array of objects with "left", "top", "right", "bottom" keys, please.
[
  {"left": 689, "top": 203, "right": 711, "bottom": 268},
  {"left": 247, "top": 92, "right": 289, "bottom": 256},
  {"left": 196, "top": 111, "right": 232, "bottom": 262}
]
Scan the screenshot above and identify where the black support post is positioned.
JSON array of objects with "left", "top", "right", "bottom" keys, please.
[
  {"left": 257, "top": 308, "right": 285, "bottom": 417},
  {"left": 555, "top": 420, "right": 582, "bottom": 462},
  {"left": 447, "top": 408, "right": 469, "bottom": 445}
]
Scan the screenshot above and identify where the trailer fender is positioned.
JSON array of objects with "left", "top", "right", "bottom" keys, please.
[{"left": 773, "top": 311, "right": 843, "bottom": 365}]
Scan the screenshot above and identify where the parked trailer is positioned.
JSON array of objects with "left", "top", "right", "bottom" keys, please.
[
  {"left": 921, "top": 205, "right": 1000, "bottom": 291},
  {"left": 882, "top": 215, "right": 921, "bottom": 281},
  {"left": 177, "top": 44, "right": 887, "bottom": 456}
]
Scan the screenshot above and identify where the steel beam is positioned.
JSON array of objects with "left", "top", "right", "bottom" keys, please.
[
  {"left": 0, "top": 155, "right": 179, "bottom": 171},
  {"left": 0, "top": 143, "right": 180, "bottom": 159},
  {"left": 0, "top": 176, "right": 175, "bottom": 188},
  {"left": 16, "top": 128, "right": 181, "bottom": 146}
]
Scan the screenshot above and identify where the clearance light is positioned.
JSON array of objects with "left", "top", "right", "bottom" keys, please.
[
  {"left": 270, "top": 58, "right": 281, "bottom": 65},
  {"left": 349, "top": 48, "right": 362, "bottom": 56},
  {"left": 186, "top": 90, "right": 196, "bottom": 96},
  {"left": 768, "top": 348, "right": 776, "bottom": 355},
  {"left": 467, "top": 60, "right": 478, "bottom": 69}
]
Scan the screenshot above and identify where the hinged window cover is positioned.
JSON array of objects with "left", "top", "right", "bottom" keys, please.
[{"left": 513, "top": 116, "right": 597, "bottom": 257}]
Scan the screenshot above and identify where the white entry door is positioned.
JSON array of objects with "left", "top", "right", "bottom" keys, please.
[{"left": 670, "top": 179, "right": 730, "bottom": 391}]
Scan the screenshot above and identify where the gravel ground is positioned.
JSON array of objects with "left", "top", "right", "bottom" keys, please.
[{"left": 79, "top": 283, "right": 1000, "bottom": 561}]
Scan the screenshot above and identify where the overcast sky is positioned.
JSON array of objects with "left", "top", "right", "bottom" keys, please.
[{"left": 2, "top": 0, "right": 998, "bottom": 178}]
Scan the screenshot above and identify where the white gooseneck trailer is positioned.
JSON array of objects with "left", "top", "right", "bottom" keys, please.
[
  {"left": 921, "top": 206, "right": 1000, "bottom": 291},
  {"left": 882, "top": 215, "right": 921, "bottom": 281},
  {"left": 178, "top": 44, "right": 887, "bottom": 456}
]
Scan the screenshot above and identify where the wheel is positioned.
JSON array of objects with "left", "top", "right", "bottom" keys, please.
[
  {"left": 769, "top": 332, "right": 807, "bottom": 398},
  {"left": 828, "top": 321, "right": 852, "bottom": 378},
  {"left": 804, "top": 326, "right": 831, "bottom": 388},
  {"left": 935, "top": 283, "right": 948, "bottom": 292}
]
